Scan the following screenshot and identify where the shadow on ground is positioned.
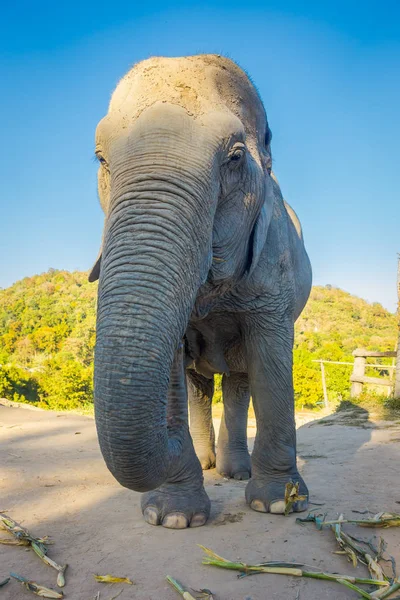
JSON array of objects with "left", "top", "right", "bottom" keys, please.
[{"left": 1, "top": 400, "right": 400, "bottom": 600}]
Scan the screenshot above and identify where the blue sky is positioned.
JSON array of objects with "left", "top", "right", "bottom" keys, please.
[{"left": 1, "top": 1, "right": 399, "bottom": 311}]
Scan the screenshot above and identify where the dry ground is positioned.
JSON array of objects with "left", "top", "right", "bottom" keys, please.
[{"left": 1, "top": 400, "right": 400, "bottom": 600}]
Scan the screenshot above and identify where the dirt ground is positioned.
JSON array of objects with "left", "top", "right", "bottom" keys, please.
[{"left": 1, "top": 400, "right": 400, "bottom": 600}]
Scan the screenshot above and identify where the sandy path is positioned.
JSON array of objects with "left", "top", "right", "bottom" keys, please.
[{"left": 1, "top": 401, "right": 400, "bottom": 600}]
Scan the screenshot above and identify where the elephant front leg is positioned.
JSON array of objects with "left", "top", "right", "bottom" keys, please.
[
  {"left": 141, "top": 346, "right": 211, "bottom": 529},
  {"left": 244, "top": 317, "right": 309, "bottom": 514},
  {"left": 216, "top": 373, "right": 251, "bottom": 480},
  {"left": 187, "top": 370, "right": 216, "bottom": 470}
]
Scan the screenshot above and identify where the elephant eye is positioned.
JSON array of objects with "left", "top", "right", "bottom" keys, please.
[
  {"left": 95, "top": 151, "right": 108, "bottom": 168},
  {"left": 228, "top": 144, "right": 245, "bottom": 167}
]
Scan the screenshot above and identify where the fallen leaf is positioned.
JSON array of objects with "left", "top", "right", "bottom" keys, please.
[{"left": 94, "top": 575, "right": 133, "bottom": 585}]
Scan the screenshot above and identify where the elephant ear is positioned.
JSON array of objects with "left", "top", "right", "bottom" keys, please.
[
  {"left": 88, "top": 248, "right": 102, "bottom": 282},
  {"left": 246, "top": 183, "right": 274, "bottom": 278},
  {"left": 89, "top": 223, "right": 106, "bottom": 282}
]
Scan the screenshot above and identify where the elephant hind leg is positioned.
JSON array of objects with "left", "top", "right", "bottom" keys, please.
[
  {"left": 216, "top": 373, "right": 251, "bottom": 480},
  {"left": 187, "top": 369, "right": 216, "bottom": 470}
]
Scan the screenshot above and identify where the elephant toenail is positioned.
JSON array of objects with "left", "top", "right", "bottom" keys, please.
[
  {"left": 270, "top": 500, "right": 287, "bottom": 514},
  {"left": 250, "top": 499, "right": 267, "bottom": 513},
  {"left": 162, "top": 513, "right": 189, "bottom": 529},
  {"left": 143, "top": 507, "right": 160, "bottom": 525},
  {"left": 190, "top": 513, "right": 207, "bottom": 527}
]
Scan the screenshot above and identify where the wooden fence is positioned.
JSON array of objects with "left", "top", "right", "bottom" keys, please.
[
  {"left": 350, "top": 348, "right": 396, "bottom": 398},
  {"left": 313, "top": 347, "right": 397, "bottom": 405}
]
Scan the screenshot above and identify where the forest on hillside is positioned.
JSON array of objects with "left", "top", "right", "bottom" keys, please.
[{"left": 0, "top": 270, "right": 397, "bottom": 410}]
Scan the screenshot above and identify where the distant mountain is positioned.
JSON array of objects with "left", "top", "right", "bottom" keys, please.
[
  {"left": 0, "top": 271, "right": 397, "bottom": 409},
  {"left": 297, "top": 286, "right": 395, "bottom": 352}
]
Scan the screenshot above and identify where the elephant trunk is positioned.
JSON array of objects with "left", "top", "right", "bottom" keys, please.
[{"left": 94, "top": 159, "right": 214, "bottom": 492}]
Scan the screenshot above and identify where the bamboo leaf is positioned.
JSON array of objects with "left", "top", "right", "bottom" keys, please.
[
  {"left": 198, "top": 546, "right": 232, "bottom": 564},
  {"left": 376, "top": 580, "right": 400, "bottom": 599},
  {"left": 284, "top": 481, "right": 307, "bottom": 516},
  {"left": 0, "top": 537, "right": 29, "bottom": 545},
  {"left": 166, "top": 576, "right": 197, "bottom": 600},
  {"left": 31, "top": 541, "right": 68, "bottom": 587},
  {"left": 297, "top": 511, "right": 400, "bottom": 529},
  {"left": 296, "top": 511, "right": 326, "bottom": 529},
  {"left": 365, "top": 554, "right": 385, "bottom": 582},
  {"left": 94, "top": 575, "right": 133, "bottom": 585},
  {"left": 332, "top": 517, "right": 358, "bottom": 568},
  {"left": 10, "top": 573, "right": 63, "bottom": 598},
  {"left": 336, "top": 578, "right": 375, "bottom": 599},
  {"left": 0, "top": 513, "right": 48, "bottom": 554},
  {"left": 200, "top": 546, "right": 389, "bottom": 589}
]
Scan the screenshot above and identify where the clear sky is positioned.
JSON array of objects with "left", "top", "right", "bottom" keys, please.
[{"left": 1, "top": 1, "right": 399, "bottom": 311}]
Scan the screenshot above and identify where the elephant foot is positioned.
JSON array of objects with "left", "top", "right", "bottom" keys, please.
[
  {"left": 196, "top": 447, "right": 216, "bottom": 470},
  {"left": 245, "top": 473, "right": 309, "bottom": 514},
  {"left": 141, "top": 482, "right": 211, "bottom": 529},
  {"left": 216, "top": 448, "right": 251, "bottom": 480}
]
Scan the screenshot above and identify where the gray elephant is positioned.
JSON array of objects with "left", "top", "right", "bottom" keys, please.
[{"left": 89, "top": 54, "right": 312, "bottom": 529}]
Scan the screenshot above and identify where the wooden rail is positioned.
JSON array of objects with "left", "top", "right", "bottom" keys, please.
[
  {"left": 313, "top": 350, "right": 397, "bottom": 405},
  {"left": 351, "top": 349, "right": 396, "bottom": 358},
  {"left": 350, "top": 348, "right": 396, "bottom": 398}
]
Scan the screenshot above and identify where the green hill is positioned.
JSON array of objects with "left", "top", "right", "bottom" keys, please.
[
  {"left": 0, "top": 270, "right": 397, "bottom": 410},
  {"left": 294, "top": 286, "right": 397, "bottom": 406},
  {"left": 0, "top": 270, "right": 96, "bottom": 409}
]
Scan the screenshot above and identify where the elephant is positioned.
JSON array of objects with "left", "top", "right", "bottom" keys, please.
[{"left": 89, "top": 54, "right": 312, "bottom": 529}]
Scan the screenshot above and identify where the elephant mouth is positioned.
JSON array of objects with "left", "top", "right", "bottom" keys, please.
[{"left": 191, "top": 276, "right": 233, "bottom": 321}]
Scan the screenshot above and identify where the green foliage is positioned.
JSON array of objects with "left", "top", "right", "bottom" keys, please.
[
  {"left": 213, "top": 374, "right": 223, "bottom": 403},
  {"left": 37, "top": 355, "right": 93, "bottom": 410},
  {"left": 294, "top": 286, "right": 397, "bottom": 408},
  {"left": 292, "top": 348, "right": 322, "bottom": 408},
  {"left": 0, "top": 274, "right": 397, "bottom": 411},
  {"left": 385, "top": 395, "right": 400, "bottom": 411},
  {"left": 0, "top": 365, "right": 39, "bottom": 403},
  {"left": 0, "top": 270, "right": 96, "bottom": 410}
]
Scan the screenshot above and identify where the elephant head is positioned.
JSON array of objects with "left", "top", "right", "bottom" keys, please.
[{"left": 91, "top": 55, "right": 276, "bottom": 492}]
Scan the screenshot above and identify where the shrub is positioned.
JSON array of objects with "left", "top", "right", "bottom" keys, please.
[
  {"left": 37, "top": 357, "right": 93, "bottom": 410},
  {"left": 0, "top": 365, "right": 40, "bottom": 403}
]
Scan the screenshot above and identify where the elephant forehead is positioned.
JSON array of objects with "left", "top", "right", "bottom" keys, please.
[{"left": 108, "top": 54, "right": 266, "bottom": 134}]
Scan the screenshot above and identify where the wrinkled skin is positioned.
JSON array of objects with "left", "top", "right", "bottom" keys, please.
[{"left": 90, "top": 54, "right": 312, "bottom": 529}]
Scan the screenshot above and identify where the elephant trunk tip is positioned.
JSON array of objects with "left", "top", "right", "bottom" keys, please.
[{"left": 96, "top": 421, "right": 170, "bottom": 493}]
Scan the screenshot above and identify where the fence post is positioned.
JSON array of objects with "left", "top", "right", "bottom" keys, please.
[
  {"left": 351, "top": 349, "right": 366, "bottom": 398},
  {"left": 319, "top": 361, "right": 329, "bottom": 408}
]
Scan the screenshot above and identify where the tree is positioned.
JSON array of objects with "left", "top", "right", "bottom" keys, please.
[{"left": 0, "top": 270, "right": 398, "bottom": 410}]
